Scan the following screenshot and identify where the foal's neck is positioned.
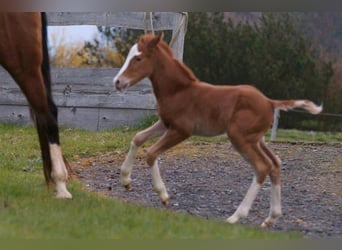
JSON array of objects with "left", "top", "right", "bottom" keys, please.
[{"left": 149, "top": 47, "right": 197, "bottom": 98}]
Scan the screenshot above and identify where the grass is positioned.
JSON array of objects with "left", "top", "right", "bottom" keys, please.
[
  {"left": 1, "top": 122, "right": 340, "bottom": 239},
  {"left": 265, "top": 129, "right": 342, "bottom": 142}
]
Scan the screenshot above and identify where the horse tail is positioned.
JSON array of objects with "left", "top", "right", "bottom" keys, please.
[
  {"left": 270, "top": 99, "right": 322, "bottom": 115},
  {"left": 41, "top": 13, "right": 53, "bottom": 96},
  {"left": 41, "top": 12, "right": 59, "bottom": 122}
]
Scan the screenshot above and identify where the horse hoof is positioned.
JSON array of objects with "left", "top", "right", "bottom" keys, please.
[
  {"left": 261, "top": 214, "right": 281, "bottom": 228},
  {"left": 162, "top": 198, "right": 169, "bottom": 206},
  {"left": 55, "top": 183, "right": 72, "bottom": 199},
  {"left": 124, "top": 183, "right": 131, "bottom": 190},
  {"left": 226, "top": 216, "right": 238, "bottom": 224},
  {"left": 261, "top": 221, "right": 272, "bottom": 228},
  {"left": 55, "top": 191, "right": 73, "bottom": 199}
]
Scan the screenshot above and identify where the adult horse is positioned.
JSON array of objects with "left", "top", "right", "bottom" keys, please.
[
  {"left": 0, "top": 13, "right": 72, "bottom": 198},
  {"left": 113, "top": 33, "right": 322, "bottom": 227}
]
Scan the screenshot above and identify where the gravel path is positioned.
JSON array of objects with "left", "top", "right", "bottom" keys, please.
[{"left": 74, "top": 141, "right": 342, "bottom": 238}]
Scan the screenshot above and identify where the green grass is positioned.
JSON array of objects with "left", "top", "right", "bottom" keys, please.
[
  {"left": 188, "top": 128, "right": 342, "bottom": 144},
  {"left": 265, "top": 129, "right": 342, "bottom": 142},
  {"left": 3, "top": 123, "right": 340, "bottom": 239}
]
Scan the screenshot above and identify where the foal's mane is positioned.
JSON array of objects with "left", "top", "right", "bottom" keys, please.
[
  {"left": 140, "top": 34, "right": 198, "bottom": 82},
  {"left": 159, "top": 41, "right": 198, "bottom": 82}
]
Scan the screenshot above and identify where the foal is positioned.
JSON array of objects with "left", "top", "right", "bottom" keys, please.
[
  {"left": 0, "top": 13, "right": 71, "bottom": 198},
  {"left": 113, "top": 33, "right": 322, "bottom": 227}
]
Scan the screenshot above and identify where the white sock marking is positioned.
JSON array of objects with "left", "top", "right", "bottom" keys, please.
[
  {"left": 120, "top": 141, "right": 138, "bottom": 187},
  {"left": 151, "top": 160, "right": 169, "bottom": 203},
  {"left": 261, "top": 184, "right": 282, "bottom": 227},
  {"left": 270, "top": 184, "right": 282, "bottom": 216},
  {"left": 226, "top": 176, "right": 261, "bottom": 224},
  {"left": 49, "top": 144, "right": 72, "bottom": 199}
]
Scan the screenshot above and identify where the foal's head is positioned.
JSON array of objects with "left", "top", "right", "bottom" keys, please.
[{"left": 113, "top": 32, "right": 165, "bottom": 92}]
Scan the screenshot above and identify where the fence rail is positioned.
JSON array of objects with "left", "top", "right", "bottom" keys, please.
[
  {"left": 0, "top": 68, "right": 156, "bottom": 130},
  {"left": 270, "top": 108, "right": 342, "bottom": 141},
  {"left": 0, "top": 12, "right": 187, "bottom": 130},
  {"left": 47, "top": 12, "right": 187, "bottom": 60}
]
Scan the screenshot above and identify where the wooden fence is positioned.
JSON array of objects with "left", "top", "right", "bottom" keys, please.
[{"left": 0, "top": 12, "right": 187, "bottom": 130}]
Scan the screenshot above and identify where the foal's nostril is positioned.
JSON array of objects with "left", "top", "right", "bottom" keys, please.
[{"left": 115, "top": 79, "right": 120, "bottom": 87}]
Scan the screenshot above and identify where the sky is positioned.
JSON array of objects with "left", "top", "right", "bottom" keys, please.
[{"left": 48, "top": 25, "right": 99, "bottom": 48}]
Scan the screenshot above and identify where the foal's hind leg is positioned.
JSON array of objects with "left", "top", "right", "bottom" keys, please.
[
  {"left": 120, "top": 119, "right": 166, "bottom": 189},
  {"left": 260, "top": 140, "right": 282, "bottom": 227},
  {"left": 226, "top": 141, "right": 273, "bottom": 224}
]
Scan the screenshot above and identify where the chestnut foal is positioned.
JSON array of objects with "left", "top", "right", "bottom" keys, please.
[{"left": 113, "top": 33, "right": 322, "bottom": 227}]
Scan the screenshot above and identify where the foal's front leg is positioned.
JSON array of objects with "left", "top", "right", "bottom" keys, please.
[
  {"left": 120, "top": 120, "right": 166, "bottom": 189},
  {"left": 120, "top": 141, "right": 138, "bottom": 189},
  {"left": 146, "top": 129, "right": 189, "bottom": 205}
]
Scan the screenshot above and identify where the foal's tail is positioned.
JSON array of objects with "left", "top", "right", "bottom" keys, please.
[{"left": 270, "top": 99, "right": 323, "bottom": 115}]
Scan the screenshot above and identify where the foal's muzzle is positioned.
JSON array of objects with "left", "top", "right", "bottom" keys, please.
[{"left": 113, "top": 76, "right": 129, "bottom": 92}]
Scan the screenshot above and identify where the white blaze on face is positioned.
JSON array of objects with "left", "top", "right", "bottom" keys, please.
[{"left": 113, "top": 44, "right": 141, "bottom": 84}]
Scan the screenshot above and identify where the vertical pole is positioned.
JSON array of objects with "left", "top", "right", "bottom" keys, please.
[
  {"left": 271, "top": 109, "right": 280, "bottom": 142},
  {"left": 170, "top": 12, "right": 187, "bottom": 61}
]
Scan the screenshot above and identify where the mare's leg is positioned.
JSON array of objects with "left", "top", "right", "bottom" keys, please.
[
  {"left": 145, "top": 129, "right": 189, "bottom": 205},
  {"left": 260, "top": 140, "right": 282, "bottom": 227},
  {"left": 16, "top": 72, "right": 71, "bottom": 198},
  {"left": 0, "top": 13, "right": 71, "bottom": 198},
  {"left": 226, "top": 140, "right": 274, "bottom": 225},
  {"left": 46, "top": 101, "right": 71, "bottom": 199},
  {"left": 120, "top": 119, "right": 166, "bottom": 189}
]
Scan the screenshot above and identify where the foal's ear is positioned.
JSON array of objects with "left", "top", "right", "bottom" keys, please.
[{"left": 148, "top": 32, "right": 164, "bottom": 49}]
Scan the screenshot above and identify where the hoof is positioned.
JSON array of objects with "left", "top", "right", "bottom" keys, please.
[
  {"left": 124, "top": 183, "right": 131, "bottom": 190},
  {"left": 261, "top": 220, "right": 275, "bottom": 228},
  {"left": 261, "top": 222, "right": 270, "bottom": 228},
  {"left": 226, "top": 215, "right": 239, "bottom": 224},
  {"left": 162, "top": 198, "right": 169, "bottom": 206},
  {"left": 54, "top": 182, "right": 72, "bottom": 199},
  {"left": 121, "top": 177, "right": 132, "bottom": 190},
  {"left": 261, "top": 213, "right": 281, "bottom": 228},
  {"left": 55, "top": 191, "right": 73, "bottom": 199}
]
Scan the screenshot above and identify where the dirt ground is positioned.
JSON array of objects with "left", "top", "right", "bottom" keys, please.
[{"left": 73, "top": 141, "right": 342, "bottom": 238}]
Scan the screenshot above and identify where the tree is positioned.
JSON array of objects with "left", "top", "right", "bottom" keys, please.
[
  {"left": 183, "top": 12, "right": 334, "bottom": 130},
  {"left": 97, "top": 26, "right": 144, "bottom": 59},
  {"left": 96, "top": 26, "right": 172, "bottom": 61},
  {"left": 184, "top": 13, "right": 232, "bottom": 84},
  {"left": 185, "top": 13, "right": 331, "bottom": 101},
  {"left": 249, "top": 13, "right": 330, "bottom": 102}
]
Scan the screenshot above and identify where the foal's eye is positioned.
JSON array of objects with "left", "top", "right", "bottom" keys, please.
[{"left": 135, "top": 56, "right": 142, "bottom": 62}]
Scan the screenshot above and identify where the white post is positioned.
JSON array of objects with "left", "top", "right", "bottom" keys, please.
[
  {"left": 170, "top": 12, "right": 187, "bottom": 61},
  {"left": 270, "top": 109, "right": 280, "bottom": 142}
]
